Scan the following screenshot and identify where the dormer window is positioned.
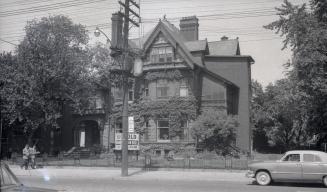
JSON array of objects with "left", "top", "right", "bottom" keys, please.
[{"left": 150, "top": 47, "right": 173, "bottom": 63}]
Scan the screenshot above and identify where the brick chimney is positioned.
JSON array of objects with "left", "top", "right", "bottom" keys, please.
[
  {"left": 111, "top": 12, "right": 123, "bottom": 49},
  {"left": 179, "top": 16, "right": 199, "bottom": 41}
]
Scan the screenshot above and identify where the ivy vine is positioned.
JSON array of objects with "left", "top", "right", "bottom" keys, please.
[
  {"left": 144, "top": 69, "right": 183, "bottom": 81},
  {"left": 111, "top": 96, "right": 197, "bottom": 138}
]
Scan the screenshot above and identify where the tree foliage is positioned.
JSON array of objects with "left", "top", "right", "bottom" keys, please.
[
  {"left": 264, "top": 0, "right": 327, "bottom": 146},
  {"left": 191, "top": 109, "right": 238, "bottom": 156},
  {"left": 265, "top": 79, "right": 311, "bottom": 150},
  {"left": 250, "top": 80, "right": 270, "bottom": 151},
  {"left": 1, "top": 15, "right": 93, "bottom": 135}
]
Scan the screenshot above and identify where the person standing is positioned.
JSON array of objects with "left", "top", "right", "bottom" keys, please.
[
  {"left": 21, "top": 144, "right": 29, "bottom": 170},
  {"left": 29, "top": 145, "right": 38, "bottom": 169}
]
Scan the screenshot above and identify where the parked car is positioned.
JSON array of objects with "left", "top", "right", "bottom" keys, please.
[
  {"left": 246, "top": 150, "right": 327, "bottom": 187},
  {"left": 0, "top": 161, "right": 58, "bottom": 192}
]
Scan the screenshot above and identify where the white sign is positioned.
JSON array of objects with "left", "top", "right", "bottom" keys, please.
[
  {"left": 128, "top": 116, "right": 134, "bottom": 132},
  {"left": 80, "top": 131, "right": 85, "bottom": 147},
  {"left": 114, "top": 133, "right": 139, "bottom": 150}
]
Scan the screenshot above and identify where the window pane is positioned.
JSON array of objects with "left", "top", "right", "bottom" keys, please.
[
  {"left": 166, "top": 47, "right": 173, "bottom": 54},
  {"left": 95, "top": 97, "right": 102, "bottom": 109},
  {"left": 303, "top": 154, "right": 315, "bottom": 162},
  {"left": 128, "top": 90, "right": 134, "bottom": 101},
  {"left": 167, "top": 55, "right": 172, "bottom": 62},
  {"left": 144, "top": 88, "right": 149, "bottom": 96},
  {"left": 180, "top": 87, "right": 188, "bottom": 97},
  {"left": 151, "top": 48, "right": 158, "bottom": 54},
  {"left": 159, "top": 128, "right": 169, "bottom": 140},
  {"left": 157, "top": 87, "right": 168, "bottom": 97},
  {"left": 283, "top": 154, "right": 300, "bottom": 162},
  {"left": 159, "top": 56, "right": 165, "bottom": 62},
  {"left": 158, "top": 47, "right": 165, "bottom": 54}
]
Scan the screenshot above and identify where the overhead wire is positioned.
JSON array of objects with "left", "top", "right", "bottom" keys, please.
[{"left": 0, "top": 0, "right": 304, "bottom": 48}]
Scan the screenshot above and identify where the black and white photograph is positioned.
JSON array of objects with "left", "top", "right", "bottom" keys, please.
[{"left": 0, "top": 0, "right": 327, "bottom": 191}]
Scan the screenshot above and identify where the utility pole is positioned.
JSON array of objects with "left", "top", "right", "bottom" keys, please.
[{"left": 119, "top": 0, "right": 140, "bottom": 177}]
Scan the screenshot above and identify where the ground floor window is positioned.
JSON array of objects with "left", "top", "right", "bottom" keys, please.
[{"left": 157, "top": 119, "right": 169, "bottom": 141}]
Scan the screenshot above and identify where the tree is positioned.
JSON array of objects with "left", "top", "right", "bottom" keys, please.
[
  {"left": 264, "top": 79, "right": 310, "bottom": 151},
  {"left": 2, "top": 15, "right": 93, "bottom": 140},
  {"left": 250, "top": 80, "right": 270, "bottom": 151},
  {"left": 191, "top": 109, "right": 238, "bottom": 156},
  {"left": 265, "top": 0, "right": 327, "bottom": 146}
]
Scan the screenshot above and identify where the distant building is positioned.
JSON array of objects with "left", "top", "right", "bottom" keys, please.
[{"left": 53, "top": 15, "right": 254, "bottom": 155}]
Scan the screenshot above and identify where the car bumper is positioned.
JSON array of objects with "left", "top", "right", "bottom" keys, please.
[{"left": 245, "top": 170, "right": 255, "bottom": 178}]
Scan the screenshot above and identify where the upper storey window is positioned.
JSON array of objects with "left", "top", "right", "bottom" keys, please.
[{"left": 150, "top": 47, "right": 173, "bottom": 63}]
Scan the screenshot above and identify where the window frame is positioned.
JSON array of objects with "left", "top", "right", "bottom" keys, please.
[
  {"left": 156, "top": 79, "right": 169, "bottom": 98},
  {"left": 149, "top": 46, "right": 174, "bottom": 63},
  {"left": 282, "top": 153, "right": 301, "bottom": 162},
  {"left": 303, "top": 154, "right": 322, "bottom": 162},
  {"left": 157, "top": 119, "right": 170, "bottom": 142}
]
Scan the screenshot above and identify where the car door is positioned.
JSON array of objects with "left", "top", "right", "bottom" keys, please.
[
  {"left": 273, "top": 153, "right": 302, "bottom": 181},
  {"left": 301, "top": 153, "right": 325, "bottom": 181}
]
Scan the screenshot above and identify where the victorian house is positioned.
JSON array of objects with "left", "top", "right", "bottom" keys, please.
[
  {"left": 108, "top": 15, "right": 254, "bottom": 155},
  {"left": 48, "top": 15, "right": 253, "bottom": 156}
]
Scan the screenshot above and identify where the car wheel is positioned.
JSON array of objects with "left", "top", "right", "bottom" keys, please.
[
  {"left": 323, "top": 176, "right": 327, "bottom": 187},
  {"left": 256, "top": 171, "right": 271, "bottom": 186}
]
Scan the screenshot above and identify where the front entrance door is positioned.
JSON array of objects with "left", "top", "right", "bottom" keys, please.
[
  {"left": 75, "top": 120, "right": 100, "bottom": 148},
  {"left": 80, "top": 130, "right": 85, "bottom": 147}
]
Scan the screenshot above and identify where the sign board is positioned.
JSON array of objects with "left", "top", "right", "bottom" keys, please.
[
  {"left": 114, "top": 133, "right": 139, "bottom": 150},
  {"left": 128, "top": 116, "right": 134, "bottom": 132}
]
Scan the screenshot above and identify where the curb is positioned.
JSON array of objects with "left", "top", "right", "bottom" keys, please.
[{"left": 9, "top": 165, "right": 248, "bottom": 183}]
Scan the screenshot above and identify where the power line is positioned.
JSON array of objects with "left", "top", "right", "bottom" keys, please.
[
  {"left": 0, "top": 38, "right": 18, "bottom": 46},
  {"left": 0, "top": 0, "right": 110, "bottom": 17}
]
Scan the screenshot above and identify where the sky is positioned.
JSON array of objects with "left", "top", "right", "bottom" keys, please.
[{"left": 0, "top": 0, "right": 310, "bottom": 87}]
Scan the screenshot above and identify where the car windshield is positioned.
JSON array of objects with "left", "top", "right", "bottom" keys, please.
[{"left": 0, "top": 164, "right": 20, "bottom": 187}]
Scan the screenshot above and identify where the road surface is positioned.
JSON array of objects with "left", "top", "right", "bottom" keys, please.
[
  {"left": 18, "top": 176, "right": 327, "bottom": 192},
  {"left": 10, "top": 165, "right": 326, "bottom": 192}
]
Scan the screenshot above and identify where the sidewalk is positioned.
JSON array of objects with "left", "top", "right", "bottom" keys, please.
[{"left": 9, "top": 164, "right": 248, "bottom": 182}]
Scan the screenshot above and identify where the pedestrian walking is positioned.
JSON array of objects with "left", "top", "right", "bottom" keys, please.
[{"left": 21, "top": 144, "right": 29, "bottom": 170}]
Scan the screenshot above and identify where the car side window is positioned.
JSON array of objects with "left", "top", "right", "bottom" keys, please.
[
  {"left": 303, "top": 154, "right": 314, "bottom": 162},
  {"left": 303, "top": 154, "right": 322, "bottom": 162},
  {"left": 283, "top": 154, "right": 300, "bottom": 162}
]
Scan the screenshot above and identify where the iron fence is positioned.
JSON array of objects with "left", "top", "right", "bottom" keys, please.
[{"left": 7, "top": 153, "right": 250, "bottom": 170}]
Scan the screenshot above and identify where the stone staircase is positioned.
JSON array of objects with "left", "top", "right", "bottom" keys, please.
[{"left": 64, "top": 147, "right": 91, "bottom": 159}]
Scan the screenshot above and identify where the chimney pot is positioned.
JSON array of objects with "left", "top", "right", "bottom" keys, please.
[{"left": 221, "top": 36, "right": 228, "bottom": 41}]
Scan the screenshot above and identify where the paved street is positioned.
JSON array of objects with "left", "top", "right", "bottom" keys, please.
[{"left": 9, "top": 165, "right": 327, "bottom": 192}]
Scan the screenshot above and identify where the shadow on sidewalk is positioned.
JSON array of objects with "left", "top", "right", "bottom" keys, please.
[{"left": 128, "top": 167, "right": 160, "bottom": 176}]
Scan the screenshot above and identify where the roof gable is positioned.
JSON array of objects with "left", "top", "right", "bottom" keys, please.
[{"left": 142, "top": 19, "right": 203, "bottom": 69}]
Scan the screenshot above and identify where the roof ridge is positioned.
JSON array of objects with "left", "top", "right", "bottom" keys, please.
[{"left": 161, "top": 18, "right": 180, "bottom": 33}]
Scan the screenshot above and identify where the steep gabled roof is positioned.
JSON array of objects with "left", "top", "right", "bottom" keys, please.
[
  {"left": 128, "top": 18, "right": 241, "bottom": 88},
  {"left": 208, "top": 39, "right": 240, "bottom": 56},
  {"left": 141, "top": 19, "right": 203, "bottom": 69}
]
